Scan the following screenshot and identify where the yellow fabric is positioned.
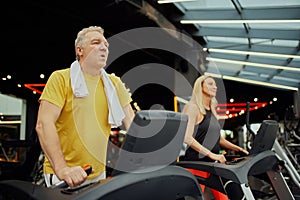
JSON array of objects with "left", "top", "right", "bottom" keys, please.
[{"left": 39, "top": 68, "right": 132, "bottom": 179}]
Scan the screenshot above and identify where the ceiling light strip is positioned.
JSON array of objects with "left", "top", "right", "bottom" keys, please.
[
  {"left": 204, "top": 72, "right": 298, "bottom": 91},
  {"left": 225, "top": 75, "right": 298, "bottom": 91},
  {"left": 203, "top": 48, "right": 300, "bottom": 59},
  {"left": 217, "top": 108, "right": 255, "bottom": 112},
  {"left": 175, "top": 96, "right": 189, "bottom": 104},
  {"left": 24, "top": 84, "right": 45, "bottom": 95},
  {"left": 217, "top": 102, "right": 267, "bottom": 107},
  {"left": 206, "top": 57, "right": 300, "bottom": 72},
  {"left": 157, "top": 0, "right": 196, "bottom": 4},
  {"left": 0, "top": 120, "right": 22, "bottom": 124},
  {"left": 181, "top": 19, "right": 300, "bottom": 24}
]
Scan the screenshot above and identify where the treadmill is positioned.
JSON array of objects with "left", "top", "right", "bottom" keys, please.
[
  {"left": 177, "top": 120, "right": 295, "bottom": 200},
  {"left": 0, "top": 110, "right": 203, "bottom": 200}
]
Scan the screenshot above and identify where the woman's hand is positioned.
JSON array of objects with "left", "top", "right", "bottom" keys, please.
[
  {"left": 207, "top": 152, "right": 226, "bottom": 163},
  {"left": 239, "top": 148, "right": 249, "bottom": 156}
]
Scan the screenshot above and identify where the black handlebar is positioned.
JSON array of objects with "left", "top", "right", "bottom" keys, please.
[{"left": 246, "top": 102, "right": 256, "bottom": 139}]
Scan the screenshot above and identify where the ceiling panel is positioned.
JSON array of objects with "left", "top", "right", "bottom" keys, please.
[
  {"left": 239, "top": 0, "right": 300, "bottom": 7},
  {"left": 165, "top": 0, "right": 300, "bottom": 91}
]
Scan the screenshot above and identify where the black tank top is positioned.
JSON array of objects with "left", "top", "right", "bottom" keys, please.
[{"left": 182, "top": 109, "right": 221, "bottom": 162}]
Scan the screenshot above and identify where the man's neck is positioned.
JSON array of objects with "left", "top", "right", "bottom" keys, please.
[{"left": 80, "top": 62, "right": 103, "bottom": 76}]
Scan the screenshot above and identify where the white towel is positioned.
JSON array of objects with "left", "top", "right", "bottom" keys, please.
[
  {"left": 70, "top": 61, "right": 89, "bottom": 97},
  {"left": 70, "top": 60, "right": 125, "bottom": 126}
]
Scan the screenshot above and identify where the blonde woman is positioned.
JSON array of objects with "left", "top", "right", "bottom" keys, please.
[{"left": 181, "top": 75, "right": 248, "bottom": 200}]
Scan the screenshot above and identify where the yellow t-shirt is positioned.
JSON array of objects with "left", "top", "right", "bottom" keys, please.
[{"left": 39, "top": 68, "right": 132, "bottom": 179}]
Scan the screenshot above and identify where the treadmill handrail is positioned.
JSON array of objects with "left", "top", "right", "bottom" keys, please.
[{"left": 177, "top": 150, "right": 278, "bottom": 184}]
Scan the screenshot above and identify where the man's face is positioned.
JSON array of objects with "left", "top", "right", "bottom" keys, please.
[{"left": 80, "top": 31, "right": 109, "bottom": 68}]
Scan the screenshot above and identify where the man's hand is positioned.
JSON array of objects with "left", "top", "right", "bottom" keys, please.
[{"left": 56, "top": 166, "right": 88, "bottom": 188}]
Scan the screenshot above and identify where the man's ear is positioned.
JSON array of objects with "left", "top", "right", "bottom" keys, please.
[{"left": 76, "top": 46, "right": 83, "bottom": 57}]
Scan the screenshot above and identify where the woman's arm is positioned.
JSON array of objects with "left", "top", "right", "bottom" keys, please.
[
  {"left": 183, "top": 104, "right": 226, "bottom": 163},
  {"left": 219, "top": 136, "right": 249, "bottom": 155}
]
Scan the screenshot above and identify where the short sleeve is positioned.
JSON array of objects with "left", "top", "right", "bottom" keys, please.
[
  {"left": 39, "top": 70, "right": 68, "bottom": 108},
  {"left": 109, "top": 74, "right": 132, "bottom": 107}
]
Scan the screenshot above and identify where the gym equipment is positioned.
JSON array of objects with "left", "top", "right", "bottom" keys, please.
[
  {"left": 0, "top": 165, "right": 202, "bottom": 200},
  {"left": 111, "top": 109, "right": 190, "bottom": 175},
  {"left": 272, "top": 106, "right": 300, "bottom": 198},
  {"left": 49, "top": 164, "right": 93, "bottom": 189},
  {"left": 0, "top": 110, "right": 203, "bottom": 200},
  {"left": 247, "top": 103, "right": 300, "bottom": 197},
  {"left": 177, "top": 119, "right": 295, "bottom": 200},
  {"left": 0, "top": 132, "right": 41, "bottom": 182}
]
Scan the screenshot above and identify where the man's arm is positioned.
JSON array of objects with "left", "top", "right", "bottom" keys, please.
[
  {"left": 122, "top": 103, "right": 135, "bottom": 130},
  {"left": 35, "top": 100, "right": 87, "bottom": 187},
  {"left": 36, "top": 100, "right": 66, "bottom": 172}
]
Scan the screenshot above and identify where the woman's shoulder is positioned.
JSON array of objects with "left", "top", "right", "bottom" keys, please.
[
  {"left": 183, "top": 102, "right": 199, "bottom": 114},
  {"left": 185, "top": 102, "right": 198, "bottom": 108}
]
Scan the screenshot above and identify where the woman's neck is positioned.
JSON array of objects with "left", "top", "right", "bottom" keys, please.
[
  {"left": 190, "top": 95, "right": 211, "bottom": 110},
  {"left": 202, "top": 94, "right": 211, "bottom": 110}
]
